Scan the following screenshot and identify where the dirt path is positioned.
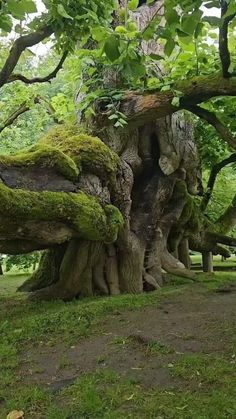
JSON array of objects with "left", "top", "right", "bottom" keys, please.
[{"left": 20, "top": 284, "right": 236, "bottom": 393}]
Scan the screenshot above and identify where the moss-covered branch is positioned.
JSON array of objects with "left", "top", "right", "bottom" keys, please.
[
  {"left": 100, "top": 73, "right": 236, "bottom": 127},
  {"left": 0, "top": 182, "right": 123, "bottom": 248},
  {"left": 0, "top": 125, "right": 123, "bottom": 253}
]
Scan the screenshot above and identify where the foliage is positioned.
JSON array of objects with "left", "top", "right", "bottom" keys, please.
[{"left": 4, "top": 253, "right": 40, "bottom": 272}]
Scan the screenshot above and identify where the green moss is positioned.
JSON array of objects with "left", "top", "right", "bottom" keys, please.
[
  {"left": 0, "top": 183, "right": 123, "bottom": 243},
  {"left": 0, "top": 145, "right": 79, "bottom": 181},
  {"left": 104, "top": 205, "right": 124, "bottom": 243},
  {"left": 0, "top": 125, "right": 120, "bottom": 183},
  {"left": 40, "top": 125, "right": 120, "bottom": 180}
]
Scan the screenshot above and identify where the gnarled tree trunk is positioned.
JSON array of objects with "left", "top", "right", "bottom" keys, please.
[{"left": 0, "top": 1, "right": 235, "bottom": 300}]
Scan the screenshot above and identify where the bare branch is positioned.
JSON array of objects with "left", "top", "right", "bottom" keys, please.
[
  {"left": 7, "top": 51, "right": 68, "bottom": 85},
  {"left": 201, "top": 153, "right": 236, "bottom": 211},
  {"left": 185, "top": 105, "right": 236, "bottom": 150},
  {"left": 219, "top": 1, "right": 236, "bottom": 78},
  {"left": 0, "top": 25, "right": 53, "bottom": 88}
]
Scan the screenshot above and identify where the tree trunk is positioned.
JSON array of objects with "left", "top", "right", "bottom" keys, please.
[
  {"left": 202, "top": 251, "right": 214, "bottom": 273},
  {"left": 178, "top": 239, "right": 191, "bottom": 269},
  {"left": 0, "top": 263, "right": 3, "bottom": 275}
]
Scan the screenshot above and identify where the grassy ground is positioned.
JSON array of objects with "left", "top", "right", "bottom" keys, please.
[
  {"left": 0, "top": 272, "right": 236, "bottom": 418},
  {"left": 191, "top": 253, "right": 236, "bottom": 267}
]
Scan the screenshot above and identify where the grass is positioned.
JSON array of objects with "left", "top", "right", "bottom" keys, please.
[
  {"left": 0, "top": 272, "right": 236, "bottom": 418},
  {"left": 191, "top": 253, "right": 236, "bottom": 268}
]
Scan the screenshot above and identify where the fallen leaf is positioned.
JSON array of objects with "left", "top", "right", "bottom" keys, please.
[
  {"left": 7, "top": 411, "right": 24, "bottom": 419},
  {"left": 125, "top": 394, "right": 134, "bottom": 400}
]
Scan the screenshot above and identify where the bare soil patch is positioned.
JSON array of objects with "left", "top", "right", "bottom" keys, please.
[{"left": 19, "top": 285, "right": 236, "bottom": 392}]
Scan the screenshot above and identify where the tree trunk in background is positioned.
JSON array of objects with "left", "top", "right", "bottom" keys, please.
[
  {"left": 178, "top": 239, "right": 191, "bottom": 269},
  {"left": 202, "top": 252, "right": 214, "bottom": 273},
  {"left": 0, "top": 263, "right": 3, "bottom": 275}
]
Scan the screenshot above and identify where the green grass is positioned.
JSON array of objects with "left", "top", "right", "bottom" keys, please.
[
  {"left": 3, "top": 368, "right": 236, "bottom": 418},
  {"left": 191, "top": 253, "right": 236, "bottom": 267},
  {"left": 1, "top": 272, "right": 236, "bottom": 418}
]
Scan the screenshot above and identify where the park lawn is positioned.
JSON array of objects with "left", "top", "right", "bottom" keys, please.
[
  {"left": 0, "top": 271, "right": 236, "bottom": 418},
  {"left": 191, "top": 253, "right": 236, "bottom": 267}
]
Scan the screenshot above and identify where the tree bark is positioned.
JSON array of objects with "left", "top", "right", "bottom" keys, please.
[
  {"left": 202, "top": 252, "right": 214, "bottom": 273},
  {"left": 178, "top": 239, "right": 191, "bottom": 269}
]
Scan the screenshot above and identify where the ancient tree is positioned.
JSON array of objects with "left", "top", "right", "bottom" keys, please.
[{"left": 0, "top": 0, "right": 236, "bottom": 300}]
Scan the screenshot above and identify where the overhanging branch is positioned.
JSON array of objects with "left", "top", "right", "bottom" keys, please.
[
  {"left": 185, "top": 105, "right": 236, "bottom": 150},
  {"left": 104, "top": 73, "right": 236, "bottom": 126},
  {"left": 0, "top": 24, "right": 53, "bottom": 88},
  {"left": 201, "top": 153, "right": 236, "bottom": 212},
  {"left": 7, "top": 51, "right": 68, "bottom": 85},
  {"left": 206, "top": 231, "right": 236, "bottom": 247}
]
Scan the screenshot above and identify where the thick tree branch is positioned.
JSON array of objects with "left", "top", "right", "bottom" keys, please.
[
  {"left": 215, "top": 194, "right": 236, "bottom": 234},
  {"left": 219, "top": 1, "right": 236, "bottom": 78},
  {"left": 206, "top": 231, "right": 236, "bottom": 247},
  {"left": 201, "top": 153, "right": 236, "bottom": 211},
  {"left": 0, "top": 25, "right": 53, "bottom": 88},
  {"left": 101, "top": 73, "right": 236, "bottom": 127},
  {"left": 7, "top": 51, "right": 68, "bottom": 85},
  {"left": 184, "top": 105, "right": 236, "bottom": 150}
]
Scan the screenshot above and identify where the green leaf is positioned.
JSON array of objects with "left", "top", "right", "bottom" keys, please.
[
  {"left": 181, "top": 10, "right": 203, "bottom": 35},
  {"left": 194, "top": 22, "right": 204, "bottom": 39},
  {"left": 149, "top": 53, "right": 164, "bottom": 60},
  {"left": 166, "top": 9, "right": 180, "bottom": 25},
  {"left": 104, "top": 35, "right": 120, "bottom": 62},
  {"left": 0, "top": 16, "right": 13, "bottom": 32},
  {"left": 7, "top": 0, "right": 25, "bottom": 18},
  {"left": 171, "top": 96, "right": 180, "bottom": 107},
  {"left": 128, "top": 0, "right": 139, "bottom": 11},
  {"left": 203, "top": 16, "right": 221, "bottom": 26},
  {"left": 108, "top": 114, "right": 119, "bottom": 120},
  {"left": 57, "top": 4, "right": 73, "bottom": 20},
  {"left": 164, "top": 38, "right": 175, "bottom": 56},
  {"left": 22, "top": 0, "right": 37, "bottom": 14},
  {"left": 161, "top": 85, "right": 171, "bottom": 91},
  {"left": 176, "top": 28, "right": 190, "bottom": 38},
  {"left": 224, "top": 2, "right": 236, "bottom": 18}
]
